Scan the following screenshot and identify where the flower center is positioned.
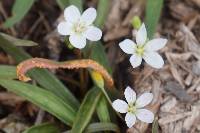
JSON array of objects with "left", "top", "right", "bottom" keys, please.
[
  {"left": 135, "top": 45, "right": 145, "bottom": 56},
  {"left": 128, "top": 104, "right": 137, "bottom": 113},
  {"left": 73, "top": 21, "right": 87, "bottom": 34}
]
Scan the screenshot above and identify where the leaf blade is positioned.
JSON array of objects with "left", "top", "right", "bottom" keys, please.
[
  {"left": 56, "top": 0, "right": 68, "bottom": 10},
  {"left": 0, "top": 33, "right": 79, "bottom": 111},
  {"left": 94, "top": 0, "right": 110, "bottom": 28},
  {"left": 68, "top": 0, "right": 82, "bottom": 12},
  {"left": 0, "top": 33, "right": 38, "bottom": 47},
  {"left": 71, "top": 87, "right": 102, "bottom": 133},
  {"left": 145, "top": 0, "right": 164, "bottom": 39},
  {"left": 0, "top": 65, "right": 17, "bottom": 79},
  {"left": 96, "top": 96, "right": 111, "bottom": 122},
  {"left": 0, "top": 79, "right": 76, "bottom": 126},
  {"left": 3, "top": 0, "right": 35, "bottom": 28},
  {"left": 85, "top": 122, "right": 119, "bottom": 133},
  {"left": 152, "top": 119, "right": 159, "bottom": 133},
  {"left": 23, "top": 123, "right": 60, "bottom": 133},
  {"left": 90, "top": 42, "right": 112, "bottom": 74}
]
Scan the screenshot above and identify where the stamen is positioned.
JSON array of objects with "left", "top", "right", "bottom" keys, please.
[
  {"left": 135, "top": 45, "right": 145, "bottom": 56},
  {"left": 73, "top": 21, "right": 86, "bottom": 34},
  {"left": 128, "top": 105, "right": 137, "bottom": 113}
]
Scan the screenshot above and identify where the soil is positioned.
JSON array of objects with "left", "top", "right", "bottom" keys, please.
[{"left": 1, "top": 0, "right": 200, "bottom": 132}]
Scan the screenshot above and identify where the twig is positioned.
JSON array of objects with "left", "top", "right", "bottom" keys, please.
[
  {"left": 34, "top": 109, "right": 45, "bottom": 125},
  {"left": 24, "top": 12, "right": 44, "bottom": 39}
]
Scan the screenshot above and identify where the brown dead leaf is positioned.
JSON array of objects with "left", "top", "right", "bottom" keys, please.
[
  {"left": 158, "top": 111, "right": 192, "bottom": 125},
  {"left": 165, "top": 53, "right": 185, "bottom": 87},
  {"left": 169, "top": 2, "right": 198, "bottom": 23}
]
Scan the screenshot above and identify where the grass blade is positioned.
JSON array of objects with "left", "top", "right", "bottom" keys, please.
[
  {"left": 90, "top": 0, "right": 111, "bottom": 73},
  {"left": 88, "top": 0, "right": 115, "bottom": 123},
  {"left": 94, "top": 0, "right": 110, "bottom": 28},
  {"left": 84, "top": 122, "right": 119, "bottom": 133},
  {"left": 23, "top": 123, "right": 59, "bottom": 133},
  {"left": 3, "top": 0, "right": 35, "bottom": 28},
  {"left": 145, "top": 0, "right": 164, "bottom": 39},
  {"left": 56, "top": 0, "right": 68, "bottom": 10},
  {"left": 152, "top": 119, "right": 159, "bottom": 133},
  {"left": 0, "top": 34, "right": 79, "bottom": 111},
  {"left": 65, "top": 123, "right": 119, "bottom": 133},
  {"left": 0, "top": 65, "right": 17, "bottom": 79},
  {"left": 96, "top": 96, "right": 110, "bottom": 122},
  {"left": 90, "top": 42, "right": 112, "bottom": 74},
  {"left": 0, "top": 33, "right": 38, "bottom": 47},
  {"left": 0, "top": 79, "right": 76, "bottom": 126},
  {"left": 68, "top": 0, "right": 82, "bottom": 12},
  {"left": 71, "top": 87, "right": 102, "bottom": 133}
]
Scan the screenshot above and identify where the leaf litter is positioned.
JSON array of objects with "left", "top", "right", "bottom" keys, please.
[{"left": 1, "top": 0, "right": 200, "bottom": 132}]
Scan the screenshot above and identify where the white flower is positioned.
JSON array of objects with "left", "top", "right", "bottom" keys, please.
[
  {"left": 112, "top": 86, "right": 154, "bottom": 128},
  {"left": 57, "top": 5, "right": 102, "bottom": 49},
  {"left": 119, "top": 23, "right": 167, "bottom": 68}
]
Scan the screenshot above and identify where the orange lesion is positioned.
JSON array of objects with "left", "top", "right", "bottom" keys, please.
[{"left": 16, "top": 58, "right": 114, "bottom": 88}]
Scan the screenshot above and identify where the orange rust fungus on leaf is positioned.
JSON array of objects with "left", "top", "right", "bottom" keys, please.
[{"left": 16, "top": 58, "right": 114, "bottom": 88}]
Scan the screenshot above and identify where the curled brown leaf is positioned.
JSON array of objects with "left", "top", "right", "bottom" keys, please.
[{"left": 17, "top": 58, "right": 114, "bottom": 88}]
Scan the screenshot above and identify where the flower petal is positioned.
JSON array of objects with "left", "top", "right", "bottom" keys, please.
[
  {"left": 81, "top": 8, "right": 97, "bottom": 25},
  {"left": 119, "top": 39, "right": 136, "bottom": 54},
  {"left": 136, "top": 109, "right": 154, "bottom": 123},
  {"left": 129, "top": 54, "right": 142, "bottom": 68},
  {"left": 125, "top": 112, "right": 136, "bottom": 128},
  {"left": 64, "top": 5, "right": 80, "bottom": 22},
  {"left": 124, "top": 86, "right": 136, "bottom": 104},
  {"left": 135, "top": 93, "right": 153, "bottom": 108},
  {"left": 57, "top": 22, "right": 72, "bottom": 35},
  {"left": 143, "top": 52, "right": 164, "bottom": 68},
  {"left": 145, "top": 38, "right": 167, "bottom": 51},
  {"left": 69, "top": 34, "right": 86, "bottom": 49},
  {"left": 84, "top": 26, "right": 102, "bottom": 41},
  {"left": 112, "top": 99, "right": 128, "bottom": 113},
  {"left": 136, "top": 23, "right": 147, "bottom": 45}
]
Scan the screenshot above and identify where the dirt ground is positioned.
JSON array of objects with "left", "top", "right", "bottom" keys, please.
[{"left": 0, "top": 0, "right": 200, "bottom": 133}]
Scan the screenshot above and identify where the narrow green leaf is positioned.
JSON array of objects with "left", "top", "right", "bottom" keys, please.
[
  {"left": 90, "top": 71, "right": 111, "bottom": 124},
  {"left": 90, "top": 69, "right": 113, "bottom": 124},
  {"left": 81, "top": 0, "right": 111, "bottom": 76},
  {"left": 0, "top": 79, "right": 76, "bottom": 126},
  {"left": 71, "top": 88, "right": 102, "bottom": 133},
  {"left": 152, "top": 119, "right": 159, "bottom": 133},
  {"left": 0, "top": 33, "right": 38, "bottom": 46},
  {"left": 96, "top": 96, "right": 110, "bottom": 122},
  {"left": 3, "top": 0, "right": 35, "bottom": 28},
  {"left": 84, "top": 122, "right": 119, "bottom": 133},
  {"left": 86, "top": 12, "right": 114, "bottom": 126},
  {"left": 145, "top": 0, "right": 164, "bottom": 39},
  {"left": 23, "top": 123, "right": 59, "bottom": 133},
  {"left": 90, "top": 0, "right": 111, "bottom": 73},
  {"left": 94, "top": 0, "right": 110, "bottom": 28},
  {"left": 90, "top": 42, "right": 112, "bottom": 74},
  {"left": 89, "top": 0, "right": 112, "bottom": 74},
  {"left": 56, "top": 0, "right": 68, "bottom": 10},
  {"left": 0, "top": 65, "right": 17, "bottom": 79},
  {"left": 87, "top": 26, "right": 117, "bottom": 123},
  {"left": 68, "top": 0, "right": 82, "bottom": 12},
  {"left": 0, "top": 34, "right": 79, "bottom": 111},
  {"left": 65, "top": 123, "right": 119, "bottom": 133}
]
